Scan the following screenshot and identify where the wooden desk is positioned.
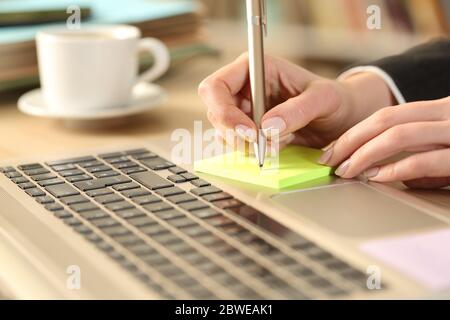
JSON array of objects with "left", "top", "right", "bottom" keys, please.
[{"left": 0, "top": 55, "right": 448, "bottom": 210}]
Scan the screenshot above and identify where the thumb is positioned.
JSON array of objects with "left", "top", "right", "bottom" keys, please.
[{"left": 261, "top": 80, "right": 341, "bottom": 137}]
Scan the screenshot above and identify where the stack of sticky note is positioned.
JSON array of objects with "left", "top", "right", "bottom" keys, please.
[{"left": 194, "top": 145, "right": 332, "bottom": 190}]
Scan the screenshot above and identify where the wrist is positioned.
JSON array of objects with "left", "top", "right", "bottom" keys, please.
[{"left": 339, "top": 72, "right": 396, "bottom": 125}]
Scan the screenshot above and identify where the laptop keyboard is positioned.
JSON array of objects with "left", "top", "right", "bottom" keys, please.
[{"left": 1, "top": 148, "right": 373, "bottom": 299}]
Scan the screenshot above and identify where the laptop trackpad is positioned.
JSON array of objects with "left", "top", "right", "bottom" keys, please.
[{"left": 271, "top": 183, "right": 444, "bottom": 238}]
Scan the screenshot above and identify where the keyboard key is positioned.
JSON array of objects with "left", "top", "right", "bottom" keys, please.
[
  {"left": 155, "top": 187, "right": 184, "bottom": 197},
  {"left": 70, "top": 202, "right": 98, "bottom": 213},
  {"left": 96, "top": 241, "right": 114, "bottom": 252},
  {"left": 31, "top": 173, "right": 57, "bottom": 181},
  {"left": 94, "top": 194, "right": 123, "bottom": 204},
  {"left": 181, "top": 225, "right": 210, "bottom": 238},
  {"left": 132, "top": 194, "right": 161, "bottom": 205},
  {"left": 45, "top": 203, "right": 64, "bottom": 211},
  {"left": 59, "top": 169, "right": 84, "bottom": 177},
  {"left": 152, "top": 233, "right": 181, "bottom": 245},
  {"left": 0, "top": 166, "right": 15, "bottom": 173},
  {"left": 66, "top": 175, "right": 92, "bottom": 183},
  {"left": 130, "top": 171, "right": 173, "bottom": 190},
  {"left": 180, "top": 173, "right": 198, "bottom": 181},
  {"left": 38, "top": 178, "right": 64, "bottom": 187},
  {"left": 141, "top": 254, "right": 170, "bottom": 266},
  {"left": 167, "top": 175, "right": 187, "bottom": 183},
  {"left": 79, "top": 160, "right": 103, "bottom": 168},
  {"left": 114, "top": 234, "right": 143, "bottom": 246},
  {"left": 154, "top": 209, "right": 185, "bottom": 220},
  {"left": 99, "top": 152, "right": 123, "bottom": 159},
  {"left": 47, "top": 156, "right": 96, "bottom": 166},
  {"left": 23, "top": 168, "right": 49, "bottom": 176},
  {"left": 93, "top": 171, "right": 119, "bottom": 179},
  {"left": 128, "top": 243, "right": 156, "bottom": 256},
  {"left": 202, "top": 192, "right": 233, "bottom": 202},
  {"left": 35, "top": 195, "right": 55, "bottom": 204},
  {"left": 166, "top": 193, "right": 196, "bottom": 204},
  {"left": 143, "top": 202, "right": 173, "bottom": 213},
  {"left": 101, "top": 225, "right": 131, "bottom": 237},
  {"left": 86, "top": 165, "right": 111, "bottom": 173},
  {"left": 179, "top": 200, "right": 209, "bottom": 212},
  {"left": 18, "top": 182, "right": 35, "bottom": 189},
  {"left": 190, "top": 208, "right": 221, "bottom": 219},
  {"left": 115, "top": 208, "right": 146, "bottom": 219},
  {"left": 140, "top": 224, "right": 168, "bottom": 236},
  {"left": 112, "top": 182, "right": 140, "bottom": 191},
  {"left": 91, "top": 217, "right": 120, "bottom": 228},
  {"left": 11, "top": 176, "right": 29, "bottom": 184},
  {"left": 54, "top": 210, "right": 73, "bottom": 219},
  {"left": 124, "top": 148, "right": 149, "bottom": 155},
  {"left": 128, "top": 216, "right": 157, "bottom": 227},
  {"left": 139, "top": 157, "right": 175, "bottom": 170},
  {"left": 121, "top": 188, "right": 151, "bottom": 198},
  {"left": 45, "top": 184, "right": 80, "bottom": 198},
  {"left": 60, "top": 195, "right": 89, "bottom": 205},
  {"left": 166, "top": 217, "right": 197, "bottom": 229},
  {"left": 105, "top": 201, "right": 135, "bottom": 212},
  {"left": 64, "top": 217, "right": 83, "bottom": 226},
  {"left": 79, "top": 209, "right": 109, "bottom": 220},
  {"left": 5, "top": 171, "right": 22, "bottom": 179},
  {"left": 85, "top": 233, "right": 103, "bottom": 243},
  {"left": 168, "top": 166, "right": 187, "bottom": 174},
  {"left": 190, "top": 179, "right": 210, "bottom": 187},
  {"left": 106, "top": 156, "right": 129, "bottom": 164},
  {"left": 122, "top": 166, "right": 147, "bottom": 174},
  {"left": 73, "top": 225, "right": 93, "bottom": 235},
  {"left": 18, "top": 163, "right": 42, "bottom": 170},
  {"left": 114, "top": 161, "right": 138, "bottom": 169},
  {"left": 51, "top": 163, "right": 77, "bottom": 171},
  {"left": 26, "top": 188, "right": 46, "bottom": 197},
  {"left": 190, "top": 186, "right": 222, "bottom": 196},
  {"left": 86, "top": 188, "right": 113, "bottom": 197}
]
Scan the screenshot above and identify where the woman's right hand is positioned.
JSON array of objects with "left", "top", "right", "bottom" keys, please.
[{"left": 198, "top": 53, "right": 395, "bottom": 152}]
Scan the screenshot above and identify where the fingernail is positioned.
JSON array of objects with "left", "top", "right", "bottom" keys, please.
[
  {"left": 335, "top": 159, "right": 351, "bottom": 177},
  {"left": 261, "top": 117, "right": 287, "bottom": 137},
  {"left": 364, "top": 167, "right": 380, "bottom": 179},
  {"left": 318, "top": 148, "right": 333, "bottom": 165},
  {"left": 235, "top": 125, "right": 256, "bottom": 142}
]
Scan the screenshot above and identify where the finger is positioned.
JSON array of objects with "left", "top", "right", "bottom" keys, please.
[
  {"left": 261, "top": 80, "right": 341, "bottom": 138},
  {"left": 362, "top": 148, "right": 450, "bottom": 183},
  {"left": 325, "top": 100, "right": 447, "bottom": 166},
  {"left": 199, "top": 54, "right": 256, "bottom": 133},
  {"left": 403, "top": 177, "right": 450, "bottom": 189},
  {"left": 336, "top": 121, "right": 450, "bottom": 178}
]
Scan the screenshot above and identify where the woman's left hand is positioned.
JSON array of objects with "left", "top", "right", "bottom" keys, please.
[{"left": 320, "top": 96, "right": 450, "bottom": 189}]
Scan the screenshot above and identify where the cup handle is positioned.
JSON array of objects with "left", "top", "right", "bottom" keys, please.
[{"left": 136, "top": 38, "right": 170, "bottom": 83}]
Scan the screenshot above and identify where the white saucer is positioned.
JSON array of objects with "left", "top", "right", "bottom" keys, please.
[{"left": 18, "top": 82, "right": 166, "bottom": 120}]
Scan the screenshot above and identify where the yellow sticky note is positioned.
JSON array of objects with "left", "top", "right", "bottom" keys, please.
[{"left": 194, "top": 145, "right": 332, "bottom": 190}]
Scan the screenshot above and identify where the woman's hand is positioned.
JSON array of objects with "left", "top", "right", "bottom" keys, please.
[
  {"left": 198, "top": 53, "right": 395, "bottom": 150},
  {"left": 322, "top": 97, "right": 450, "bottom": 189}
]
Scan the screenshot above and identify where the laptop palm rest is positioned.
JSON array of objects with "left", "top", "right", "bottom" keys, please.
[{"left": 271, "top": 182, "right": 444, "bottom": 238}]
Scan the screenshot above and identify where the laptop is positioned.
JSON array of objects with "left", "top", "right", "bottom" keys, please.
[{"left": 0, "top": 136, "right": 448, "bottom": 299}]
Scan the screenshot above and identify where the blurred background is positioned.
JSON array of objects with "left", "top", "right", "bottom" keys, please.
[{"left": 0, "top": 0, "right": 449, "bottom": 93}]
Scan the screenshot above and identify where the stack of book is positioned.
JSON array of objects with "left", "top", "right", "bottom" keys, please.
[{"left": 0, "top": 0, "right": 212, "bottom": 92}]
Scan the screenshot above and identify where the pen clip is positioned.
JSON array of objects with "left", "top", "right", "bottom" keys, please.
[{"left": 261, "top": 0, "right": 267, "bottom": 36}]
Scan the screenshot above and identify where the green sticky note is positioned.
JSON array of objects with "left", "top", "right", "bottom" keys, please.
[{"left": 194, "top": 145, "right": 332, "bottom": 190}]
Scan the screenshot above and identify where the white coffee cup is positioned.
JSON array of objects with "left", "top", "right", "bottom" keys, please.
[{"left": 36, "top": 24, "right": 170, "bottom": 111}]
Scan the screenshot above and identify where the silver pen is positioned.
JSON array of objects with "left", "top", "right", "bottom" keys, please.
[{"left": 246, "top": 0, "right": 267, "bottom": 168}]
